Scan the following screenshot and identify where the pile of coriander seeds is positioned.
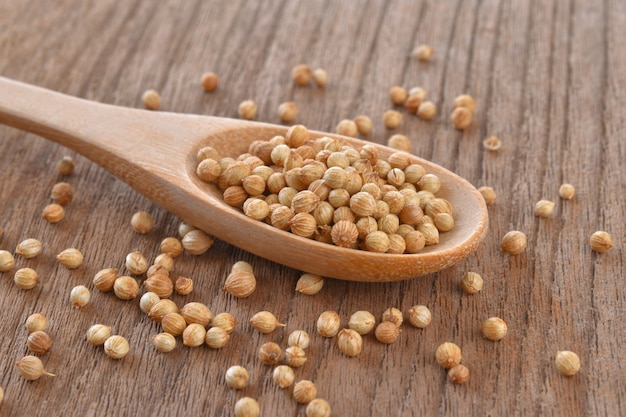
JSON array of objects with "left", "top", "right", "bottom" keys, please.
[{"left": 196, "top": 124, "right": 454, "bottom": 254}]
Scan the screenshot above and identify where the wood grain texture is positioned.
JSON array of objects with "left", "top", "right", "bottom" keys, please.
[{"left": 0, "top": 1, "right": 623, "bottom": 416}]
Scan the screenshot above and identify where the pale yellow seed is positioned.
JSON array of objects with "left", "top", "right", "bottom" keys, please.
[
  {"left": 292, "top": 64, "right": 312, "bottom": 86},
  {"left": 435, "top": 342, "right": 462, "bottom": 369},
  {"left": 483, "top": 135, "right": 501, "bottom": 151},
  {"left": 258, "top": 342, "right": 282, "bottom": 365},
  {"left": 57, "top": 248, "right": 84, "bottom": 269},
  {"left": 27, "top": 331, "right": 52, "bottom": 355},
  {"left": 131, "top": 211, "right": 153, "bottom": 234},
  {"left": 223, "top": 269, "right": 256, "bottom": 298},
  {"left": 200, "top": 71, "right": 219, "bottom": 92},
  {"left": 335, "top": 119, "right": 358, "bottom": 137},
  {"left": 460, "top": 272, "right": 483, "bottom": 294},
  {"left": 413, "top": 44, "right": 434, "bottom": 61},
  {"left": 182, "top": 229, "right": 214, "bottom": 255},
  {"left": 42, "top": 203, "right": 64, "bottom": 223},
  {"left": 407, "top": 305, "right": 432, "bottom": 328},
  {"left": 25, "top": 313, "right": 47, "bottom": 333},
  {"left": 293, "top": 380, "right": 317, "bottom": 404},
  {"left": 57, "top": 155, "right": 75, "bottom": 175},
  {"left": 175, "top": 276, "right": 193, "bottom": 295},
  {"left": 15, "top": 356, "right": 55, "bottom": 380},
  {"left": 452, "top": 94, "right": 476, "bottom": 113},
  {"left": 277, "top": 101, "right": 298, "bottom": 123},
  {"left": 417, "top": 101, "right": 436, "bottom": 120},
  {"left": 382, "top": 307, "right": 403, "bottom": 327},
  {"left": 317, "top": 311, "right": 340, "bottom": 337},
  {"left": 559, "top": 183, "right": 575, "bottom": 200},
  {"left": 383, "top": 110, "right": 402, "bottom": 129},
  {"left": 306, "top": 398, "right": 332, "bottom": 417},
  {"left": 348, "top": 311, "right": 376, "bottom": 335},
  {"left": 590, "top": 231, "right": 612, "bottom": 253},
  {"left": 0, "top": 250, "right": 15, "bottom": 272},
  {"left": 51, "top": 182, "right": 73, "bottom": 205},
  {"left": 448, "top": 364, "right": 470, "bottom": 384},
  {"left": 142, "top": 89, "right": 160, "bottom": 110},
  {"left": 295, "top": 273, "right": 324, "bottom": 295},
  {"left": 212, "top": 312, "right": 237, "bottom": 334},
  {"left": 113, "top": 276, "right": 139, "bottom": 300},
  {"left": 273, "top": 365, "right": 295, "bottom": 388},
  {"left": 555, "top": 351, "right": 581, "bottom": 376},
  {"left": 288, "top": 329, "right": 310, "bottom": 349},
  {"left": 225, "top": 365, "right": 249, "bottom": 390},
  {"left": 353, "top": 115, "right": 373, "bottom": 135},
  {"left": 250, "top": 311, "right": 285, "bottom": 333},
  {"left": 14, "top": 268, "right": 38, "bottom": 290},
  {"left": 238, "top": 100, "right": 257, "bottom": 120},
  {"left": 139, "top": 292, "right": 161, "bottom": 313},
  {"left": 501, "top": 230, "right": 527, "bottom": 255},
  {"left": 481, "top": 317, "right": 508, "bottom": 341},
  {"left": 104, "top": 335, "right": 130, "bottom": 359},
  {"left": 180, "top": 302, "right": 212, "bottom": 327},
  {"left": 70, "top": 285, "right": 91, "bottom": 308},
  {"left": 387, "top": 134, "right": 411, "bottom": 152},
  {"left": 86, "top": 324, "right": 112, "bottom": 346},
  {"left": 478, "top": 186, "right": 496, "bottom": 205},
  {"left": 451, "top": 107, "right": 473, "bottom": 130},
  {"left": 389, "top": 86, "right": 409, "bottom": 105},
  {"left": 125, "top": 251, "right": 148, "bottom": 275},
  {"left": 312, "top": 68, "right": 328, "bottom": 88},
  {"left": 153, "top": 332, "right": 176, "bottom": 353},
  {"left": 182, "top": 323, "right": 207, "bottom": 347},
  {"left": 205, "top": 327, "right": 231, "bottom": 349},
  {"left": 535, "top": 200, "right": 556, "bottom": 218},
  {"left": 16, "top": 238, "right": 42, "bottom": 259},
  {"left": 374, "top": 321, "right": 400, "bottom": 344},
  {"left": 234, "top": 397, "right": 260, "bottom": 417},
  {"left": 337, "top": 328, "right": 362, "bottom": 357},
  {"left": 284, "top": 346, "right": 307, "bottom": 367}
]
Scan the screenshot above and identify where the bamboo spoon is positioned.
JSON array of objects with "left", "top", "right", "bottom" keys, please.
[{"left": 0, "top": 77, "right": 488, "bottom": 282}]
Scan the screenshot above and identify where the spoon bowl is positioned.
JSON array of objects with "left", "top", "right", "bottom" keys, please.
[{"left": 0, "top": 77, "right": 488, "bottom": 282}]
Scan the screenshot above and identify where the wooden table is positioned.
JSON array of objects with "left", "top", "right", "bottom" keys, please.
[{"left": 1, "top": 1, "right": 624, "bottom": 416}]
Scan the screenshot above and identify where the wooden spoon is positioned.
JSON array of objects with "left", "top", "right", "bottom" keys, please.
[{"left": 0, "top": 77, "right": 488, "bottom": 282}]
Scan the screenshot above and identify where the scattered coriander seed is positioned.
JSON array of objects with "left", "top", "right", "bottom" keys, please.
[
  {"left": 387, "top": 134, "right": 411, "bottom": 152},
  {"left": 0, "top": 250, "right": 15, "bottom": 272},
  {"left": 317, "top": 311, "right": 340, "bottom": 337},
  {"left": 460, "top": 272, "right": 483, "bottom": 294},
  {"left": 404, "top": 93, "right": 423, "bottom": 112},
  {"left": 250, "top": 311, "right": 285, "bottom": 333},
  {"left": 51, "top": 182, "right": 73, "bottom": 205},
  {"left": 407, "top": 305, "right": 432, "bottom": 328},
  {"left": 335, "top": 119, "right": 358, "bottom": 137},
  {"left": 113, "top": 276, "right": 139, "bottom": 300},
  {"left": 161, "top": 313, "right": 188, "bottom": 336},
  {"left": 382, "top": 307, "right": 403, "bottom": 327},
  {"left": 306, "top": 398, "right": 332, "bottom": 417},
  {"left": 141, "top": 89, "right": 161, "bottom": 110},
  {"left": 182, "top": 229, "right": 214, "bottom": 255},
  {"left": 57, "top": 248, "right": 84, "bottom": 269},
  {"left": 200, "top": 71, "right": 219, "bottom": 92},
  {"left": 160, "top": 237, "right": 183, "bottom": 258},
  {"left": 93, "top": 268, "right": 118, "bottom": 292},
  {"left": 288, "top": 329, "right": 310, "bottom": 349},
  {"left": 232, "top": 260, "right": 254, "bottom": 273},
  {"left": 451, "top": 107, "right": 473, "bottom": 130},
  {"left": 123, "top": 251, "right": 147, "bottom": 275},
  {"left": 500, "top": 230, "right": 527, "bottom": 255},
  {"left": 234, "top": 397, "right": 260, "bottom": 417},
  {"left": 148, "top": 299, "right": 179, "bottom": 323},
  {"left": 212, "top": 312, "right": 237, "bottom": 334},
  {"left": 182, "top": 323, "right": 207, "bottom": 347},
  {"left": 284, "top": 346, "right": 307, "bottom": 367},
  {"left": 153, "top": 332, "right": 176, "bottom": 353},
  {"left": 483, "top": 135, "right": 501, "bottom": 151},
  {"left": 86, "top": 324, "right": 111, "bottom": 346},
  {"left": 293, "top": 380, "right": 317, "bottom": 404},
  {"left": 374, "top": 321, "right": 400, "bottom": 344},
  {"left": 590, "top": 231, "right": 613, "bottom": 253},
  {"left": 25, "top": 313, "right": 47, "bottom": 333},
  {"left": 292, "top": 64, "right": 312, "bottom": 85},
  {"left": 448, "top": 364, "right": 470, "bottom": 384},
  {"left": 389, "top": 86, "right": 409, "bottom": 105},
  {"left": 452, "top": 94, "right": 476, "bottom": 113},
  {"left": 417, "top": 101, "right": 437, "bottom": 120},
  {"left": 435, "top": 342, "right": 462, "bottom": 369},
  {"left": 57, "top": 155, "right": 75, "bottom": 175},
  {"left": 104, "top": 335, "right": 130, "bottom": 359},
  {"left": 559, "top": 183, "right": 575, "bottom": 200},
  {"left": 312, "top": 68, "right": 328, "bottom": 87},
  {"left": 413, "top": 44, "right": 434, "bottom": 61},
  {"left": 16, "top": 356, "right": 55, "bottom": 380},
  {"left": 178, "top": 221, "right": 197, "bottom": 238},
  {"left": 337, "top": 328, "right": 362, "bottom": 357},
  {"left": 16, "top": 238, "right": 43, "bottom": 259},
  {"left": 535, "top": 200, "right": 556, "bottom": 218},
  {"left": 131, "top": 211, "right": 153, "bottom": 234},
  {"left": 224, "top": 269, "right": 257, "bottom": 298},
  {"left": 205, "top": 326, "right": 230, "bottom": 349},
  {"left": 353, "top": 114, "right": 373, "bottom": 135},
  {"left": 14, "top": 267, "right": 38, "bottom": 290},
  {"left": 139, "top": 292, "right": 160, "bottom": 314},
  {"left": 154, "top": 253, "right": 174, "bottom": 272},
  {"left": 481, "top": 317, "right": 508, "bottom": 341},
  {"left": 179, "top": 302, "right": 212, "bottom": 327},
  {"left": 277, "top": 101, "right": 298, "bottom": 123},
  {"left": 348, "top": 310, "right": 376, "bottom": 335},
  {"left": 238, "top": 100, "right": 257, "bottom": 120},
  {"left": 478, "top": 186, "right": 496, "bottom": 205},
  {"left": 175, "top": 276, "right": 194, "bottom": 295},
  {"left": 296, "top": 273, "right": 324, "bottom": 295},
  {"left": 258, "top": 342, "right": 282, "bottom": 365},
  {"left": 70, "top": 285, "right": 91, "bottom": 308},
  {"left": 27, "top": 331, "right": 52, "bottom": 355},
  {"left": 383, "top": 109, "right": 402, "bottom": 129},
  {"left": 42, "top": 203, "right": 64, "bottom": 223},
  {"left": 555, "top": 351, "right": 581, "bottom": 376},
  {"left": 225, "top": 365, "right": 249, "bottom": 390},
  {"left": 143, "top": 273, "right": 173, "bottom": 298},
  {"left": 273, "top": 365, "right": 295, "bottom": 388}
]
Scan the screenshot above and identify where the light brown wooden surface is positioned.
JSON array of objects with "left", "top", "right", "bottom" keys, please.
[{"left": 0, "top": 1, "right": 624, "bottom": 416}]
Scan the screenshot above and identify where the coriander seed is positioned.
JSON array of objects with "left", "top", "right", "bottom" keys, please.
[
  {"left": 292, "top": 64, "right": 312, "bottom": 85},
  {"left": 104, "top": 335, "right": 130, "bottom": 359},
  {"left": 212, "top": 312, "right": 237, "bottom": 334},
  {"left": 273, "top": 365, "right": 295, "bottom": 388},
  {"left": 51, "top": 182, "right": 73, "bottom": 205},
  {"left": 143, "top": 273, "right": 174, "bottom": 298},
  {"left": 113, "top": 276, "right": 139, "bottom": 300},
  {"left": 590, "top": 231, "right": 612, "bottom": 253},
  {"left": 559, "top": 183, "right": 575, "bottom": 200},
  {"left": 42, "top": 203, "right": 64, "bottom": 223},
  {"left": 335, "top": 119, "right": 358, "bottom": 137},
  {"left": 312, "top": 68, "right": 328, "bottom": 87},
  {"left": 93, "top": 268, "right": 118, "bottom": 292},
  {"left": 482, "top": 317, "right": 508, "bottom": 341},
  {"left": 258, "top": 342, "right": 282, "bottom": 365},
  {"left": 131, "top": 211, "right": 153, "bottom": 234},
  {"left": 148, "top": 299, "right": 179, "bottom": 323},
  {"left": 317, "top": 311, "right": 340, "bottom": 337},
  {"left": 288, "top": 330, "right": 310, "bottom": 349},
  {"left": 306, "top": 398, "right": 332, "bottom": 417},
  {"left": 27, "top": 331, "right": 52, "bottom": 355},
  {"left": 337, "top": 328, "right": 362, "bottom": 357},
  {"left": 555, "top": 351, "right": 581, "bottom": 376},
  {"left": 14, "top": 267, "right": 38, "bottom": 290},
  {"left": 483, "top": 135, "right": 501, "bottom": 151},
  {"left": 180, "top": 302, "right": 211, "bottom": 327},
  {"left": 250, "top": 311, "right": 285, "bottom": 333},
  {"left": 460, "top": 272, "right": 483, "bottom": 294},
  {"left": 16, "top": 356, "right": 55, "bottom": 380},
  {"left": 451, "top": 107, "right": 472, "bottom": 130},
  {"left": 413, "top": 44, "right": 434, "bottom": 61},
  {"left": 161, "top": 313, "right": 187, "bottom": 336},
  {"left": 408, "top": 305, "right": 432, "bottom": 328},
  {"left": 374, "top": 321, "right": 400, "bottom": 344},
  {"left": 348, "top": 311, "right": 376, "bottom": 335},
  {"left": 501, "top": 230, "right": 527, "bottom": 255},
  {"left": 141, "top": 89, "right": 161, "bottom": 110},
  {"left": 57, "top": 248, "right": 84, "bottom": 269},
  {"left": 277, "top": 101, "right": 298, "bottom": 123},
  {"left": 225, "top": 365, "right": 249, "bottom": 390},
  {"left": 153, "top": 332, "right": 176, "bottom": 353},
  {"left": 0, "top": 250, "right": 15, "bottom": 272},
  {"left": 200, "top": 71, "right": 219, "bottom": 92},
  {"left": 57, "top": 155, "right": 75, "bottom": 175},
  {"left": 160, "top": 237, "right": 183, "bottom": 257},
  {"left": 181, "top": 229, "right": 214, "bottom": 255},
  {"left": 139, "top": 292, "right": 160, "bottom": 313},
  {"left": 389, "top": 86, "right": 409, "bottom": 105},
  {"left": 86, "top": 324, "right": 111, "bottom": 346},
  {"left": 234, "top": 397, "right": 260, "bottom": 417},
  {"left": 175, "top": 276, "right": 194, "bottom": 295},
  {"left": 417, "top": 101, "right": 436, "bottom": 120},
  {"left": 70, "top": 285, "right": 91, "bottom": 308},
  {"left": 16, "top": 238, "right": 43, "bottom": 259},
  {"left": 223, "top": 269, "right": 256, "bottom": 298},
  {"left": 284, "top": 346, "right": 307, "bottom": 367},
  {"left": 296, "top": 273, "right": 324, "bottom": 295},
  {"left": 383, "top": 109, "right": 402, "bottom": 129},
  {"left": 238, "top": 99, "right": 258, "bottom": 120},
  {"left": 535, "top": 200, "right": 556, "bottom": 218},
  {"left": 448, "top": 364, "right": 470, "bottom": 384},
  {"left": 353, "top": 114, "right": 373, "bottom": 135},
  {"left": 453, "top": 94, "right": 476, "bottom": 113},
  {"left": 435, "top": 342, "right": 462, "bottom": 369},
  {"left": 153, "top": 253, "right": 174, "bottom": 272},
  {"left": 25, "top": 313, "right": 47, "bottom": 333},
  {"left": 196, "top": 158, "right": 222, "bottom": 182},
  {"left": 293, "top": 380, "right": 317, "bottom": 404},
  {"left": 478, "top": 186, "right": 496, "bottom": 205},
  {"left": 387, "top": 134, "right": 411, "bottom": 152},
  {"left": 183, "top": 323, "right": 207, "bottom": 347},
  {"left": 382, "top": 307, "right": 403, "bottom": 327},
  {"left": 123, "top": 251, "right": 147, "bottom": 275},
  {"left": 205, "top": 327, "right": 230, "bottom": 349}
]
